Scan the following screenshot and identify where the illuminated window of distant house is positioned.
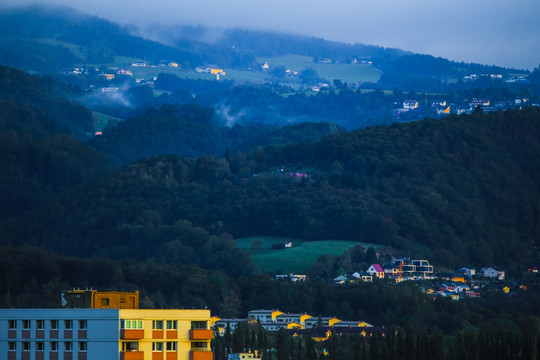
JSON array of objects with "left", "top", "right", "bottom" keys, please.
[
  {"left": 37, "top": 320, "right": 45, "bottom": 329},
  {"left": 65, "top": 320, "right": 73, "bottom": 330},
  {"left": 22, "top": 342, "right": 31, "bottom": 351},
  {"left": 79, "top": 342, "right": 87, "bottom": 351},
  {"left": 8, "top": 320, "right": 16, "bottom": 329},
  {"left": 101, "top": 298, "right": 110, "bottom": 306},
  {"left": 65, "top": 342, "right": 73, "bottom": 351},
  {"left": 166, "top": 342, "right": 177, "bottom": 351},
  {"left": 191, "top": 321, "right": 207, "bottom": 329},
  {"left": 50, "top": 320, "right": 59, "bottom": 329},
  {"left": 23, "top": 320, "right": 31, "bottom": 329},
  {"left": 51, "top": 342, "right": 59, "bottom": 351},
  {"left": 153, "top": 320, "right": 164, "bottom": 330},
  {"left": 36, "top": 342, "right": 45, "bottom": 351},
  {"left": 79, "top": 320, "right": 87, "bottom": 330},
  {"left": 8, "top": 342, "right": 16, "bottom": 351},
  {"left": 166, "top": 320, "right": 177, "bottom": 330},
  {"left": 152, "top": 342, "right": 164, "bottom": 351}
]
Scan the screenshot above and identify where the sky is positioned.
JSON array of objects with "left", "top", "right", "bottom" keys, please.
[{"left": 4, "top": 0, "right": 540, "bottom": 70}]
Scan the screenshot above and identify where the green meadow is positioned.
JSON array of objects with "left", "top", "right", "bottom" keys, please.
[
  {"left": 257, "top": 54, "right": 383, "bottom": 84},
  {"left": 236, "top": 236, "right": 383, "bottom": 274}
]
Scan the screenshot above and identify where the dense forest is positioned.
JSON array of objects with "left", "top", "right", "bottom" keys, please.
[{"left": 2, "top": 106, "right": 539, "bottom": 273}]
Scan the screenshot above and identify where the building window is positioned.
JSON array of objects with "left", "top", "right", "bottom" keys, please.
[
  {"left": 51, "top": 342, "right": 59, "bottom": 351},
  {"left": 79, "top": 342, "right": 87, "bottom": 351},
  {"left": 152, "top": 342, "right": 164, "bottom": 351},
  {"left": 65, "top": 320, "right": 73, "bottom": 330},
  {"left": 51, "top": 320, "right": 59, "bottom": 329},
  {"left": 36, "top": 342, "right": 45, "bottom": 351},
  {"left": 65, "top": 342, "right": 73, "bottom": 351},
  {"left": 122, "top": 320, "right": 143, "bottom": 329},
  {"left": 166, "top": 342, "right": 177, "bottom": 351},
  {"left": 8, "top": 342, "right": 16, "bottom": 351},
  {"left": 191, "top": 321, "right": 207, "bottom": 329},
  {"left": 79, "top": 320, "right": 87, "bottom": 330},
  {"left": 37, "top": 320, "right": 45, "bottom": 329},
  {"left": 153, "top": 320, "right": 164, "bottom": 330},
  {"left": 122, "top": 342, "right": 139, "bottom": 351},
  {"left": 166, "top": 320, "right": 177, "bottom": 330},
  {"left": 23, "top": 320, "right": 31, "bottom": 329},
  {"left": 191, "top": 342, "right": 208, "bottom": 350},
  {"left": 23, "top": 342, "right": 31, "bottom": 351},
  {"left": 101, "top": 298, "right": 110, "bottom": 306},
  {"left": 8, "top": 320, "right": 17, "bottom": 329}
]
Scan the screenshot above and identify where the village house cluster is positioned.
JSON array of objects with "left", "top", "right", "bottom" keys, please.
[
  {"left": 213, "top": 309, "right": 374, "bottom": 335},
  {"left": 276, "top": 257, "right": 528, "bottom": 301}
]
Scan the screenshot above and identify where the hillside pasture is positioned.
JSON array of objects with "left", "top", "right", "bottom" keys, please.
[
  {"left": 257, "top": 54, "right": 383, "bottom": 84},
  {"left": 236, "top": 236, "right": 381, "bottom": 274}
]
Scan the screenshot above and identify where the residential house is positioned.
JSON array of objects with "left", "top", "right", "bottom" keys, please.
[
  {"left": 274, "top": 274, "right": 306, "bottom": 282},
  {"left": 456, "top": 267, "right": 476, "bottom": 278},
  {"left": 248, "top": 310, "right": 283, "bottom": 323},
  {"left": 481, "top": 267, "right": 505, "bottom": 280},
  {"left": 303, "top": 317, "right": 341, "bottom": 328},
  {"left": 403, "top": 100, "right": 419, "bottom": 110},
  {"left": 228, "top": 352, "right": 261, "bottom": 360},
  {"left": 332, "top": 275, "right": 348, "bottom": 284},
  {"left": 366, "top": 264, "right": 385, "bottom": 279},
  {"left": 352, "top": 272, "right": 373, "bottom": 282},
  {"left": 275, "top": 313, "right": 312, "bottom": 328}
]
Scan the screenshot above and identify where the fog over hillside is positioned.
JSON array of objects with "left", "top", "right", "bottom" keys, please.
[{"left": 2, "top": 0, "right": 539, "bottom": 70}]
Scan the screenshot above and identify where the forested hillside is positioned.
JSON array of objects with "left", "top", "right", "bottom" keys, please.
[
  {"left": 89, "top": 103, "right": 345, "bottom": 165},
  {"left": 3, "top": 108, "right": 539, "bottom": 271},
  {"left": 0, "top": 66, "right": 111, "bottom": 223}
]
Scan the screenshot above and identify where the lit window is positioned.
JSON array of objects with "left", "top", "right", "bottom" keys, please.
[
  {"left": 65, "top": 342, "right": 73, "bottom": 351},
  {"left": 50, "top": 320, "right": 59, "bottom": 329},
  {"left": 37, "top": 320, "right": 45, "bottom": 329},
  {"left": 153, "top": 320, "right": 164, "bottom": 330},
  {"left": 51, "top": 342, "right": 59, "bottom": 351},
  {"left": 79, "top": 342, "right": 87, "bottom": 351},
  {"left": 153, "top": 342, "right": 164, "bottom": 351},
  {"left": 36, "top": 342, "right": 45, "bottom": 351},
  {"left": 166, "top": 320, "right": 177, "bottom": 330},
  {"left": 8, "top": 320, "right": 16, "bottom": 329},
  {"left": 122, "top": 320, "right": 143, "bottom": 329},
  {"left": 23, "top": 342, "right": 31, "bottom": 351},
  {"left": 79, "top": 320, "right": 87, "bottom": 330},
  {"left": 166, "top": 342, "right": 177, "bottom": 351},
  {"left": 23, "top": 320, "right": 31, "bottom": 329},
  {"left": 65, "top": 320, "right": 73, "bottom": 330},
  {"left": 8, "top": 342, "right": 16, "bottom": 351}
]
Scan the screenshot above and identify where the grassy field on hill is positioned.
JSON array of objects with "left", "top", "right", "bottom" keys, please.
[
  {"left": 236, "top": 236, "right": 382, "bottom": 274},
  {"left": 257, "top": 54, "right": 383, "bottom": 84}
]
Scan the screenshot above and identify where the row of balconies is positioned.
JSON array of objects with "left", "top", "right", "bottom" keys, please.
[
  {"left": 121, "top": 350, "right": 212, "bottom": 360},
  {"left": 121, "top": 329, "right": 213, "bottom": 340}
]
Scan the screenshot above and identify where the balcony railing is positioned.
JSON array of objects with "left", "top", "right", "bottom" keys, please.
[
  {"left": 189, "top": 329, "right": 213, "bottom": 340},
  {"left": 189, "top": 351, "right": 213, "bottom": 360},
  {"left": 121, "top": 330, "right": 145, "bottom": 339},
  {"left": 121, "top": 351, "right": 144, "bottom": 360}
]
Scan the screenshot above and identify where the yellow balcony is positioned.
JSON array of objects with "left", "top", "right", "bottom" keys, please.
[
  {"left": 121, "top": 351, "right": 144, "bottom": 360},
  {"left": 190, "top": 351, "right": 213, "bottom": 360},
  {"left": 189, "top": 329, "right": 213, "bottom": 340}
]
